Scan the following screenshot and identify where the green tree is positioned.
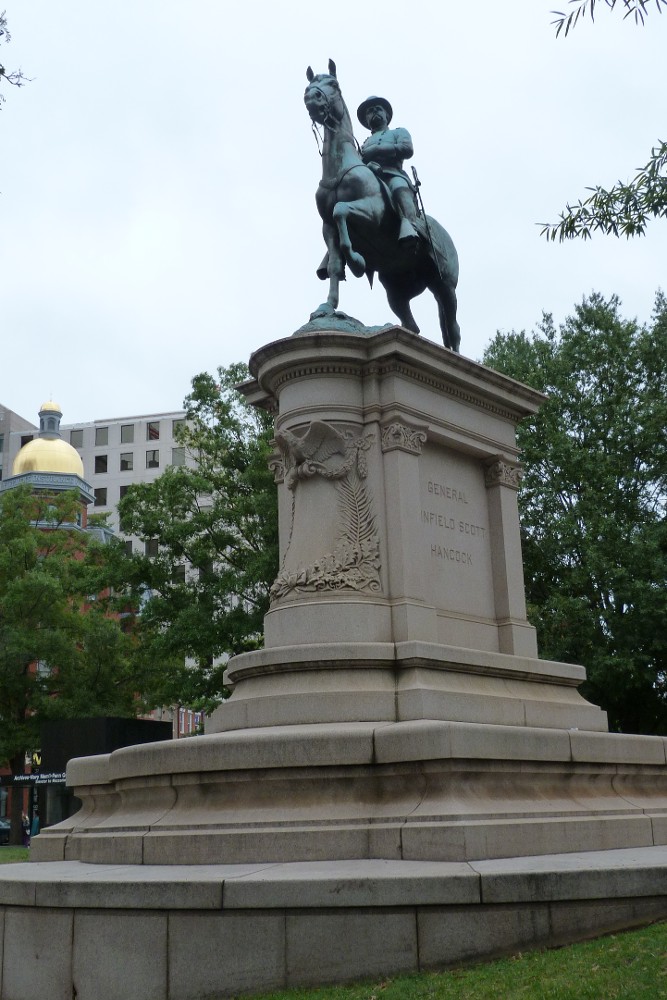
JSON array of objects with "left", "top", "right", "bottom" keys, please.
[
  {"left": 0, "top": 487, "right": 167, "bottom": 844},
  {"left": 483, "top": 292, "right": 667, "bottom": 733},
  {"left": 116, "top": 364, "right": 279, "bottom": 712},
  {"left": 544, "top": 0, "right": 667, "bottom": 240},
  {"left": 0, "top": 11, "right": 29, "bottom": 108}
]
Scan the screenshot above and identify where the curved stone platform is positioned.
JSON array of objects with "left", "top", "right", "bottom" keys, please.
[
  {"left": 30, "top": 720, "right": 667, "bottom": 867},
  {"left": 3, "top": 848, "right": 667, "bottom": 999}
]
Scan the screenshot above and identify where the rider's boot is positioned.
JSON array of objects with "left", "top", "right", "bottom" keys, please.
[
  {"left": 395, "top": 188, "right": 419, "bottom": 245},
  {"left": 398, "top": 217, "right": 419, "bottom": 244}
]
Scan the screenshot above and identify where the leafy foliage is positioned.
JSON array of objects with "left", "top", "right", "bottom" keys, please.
[
  {"left": 484, "top": 292, "right": 667, "bottom": 733},
  {"left": 0, "top": 11, "right": 29, "bottom": 108},
  {"left": 553, "top": 0, "right": 667, "bottom": 37},
  {"left": 545, "top": 1, "right": 667, "bottom": 240},
  {"left": 541, "top": 140, "right": 667, "bottom": 241},
  {"left": 116, "top": 364, "right": 279, "bottom": 711},
  {"left": 0, "top": 487, "right": 168, "bottom": 842}
]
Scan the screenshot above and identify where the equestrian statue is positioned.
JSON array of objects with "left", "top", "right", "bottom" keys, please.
[{"left": 304, "top": 60, "right": 461, "bottom": 352}]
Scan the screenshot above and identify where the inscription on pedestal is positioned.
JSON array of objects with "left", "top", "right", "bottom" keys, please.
[{"left": 418, "top": 446, "right": 496, "bottom": 618}]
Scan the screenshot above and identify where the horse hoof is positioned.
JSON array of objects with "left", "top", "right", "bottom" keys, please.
[
  {"left": 310, "top": 303, "right": 335, "bottom": 320},
  {"left": 348, "top": 253, "right": 366, "bottom": 278}
]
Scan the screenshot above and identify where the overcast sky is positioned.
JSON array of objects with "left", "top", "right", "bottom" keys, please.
[{"left": 1, "top": 1, "right": 665, "bottom": 424}]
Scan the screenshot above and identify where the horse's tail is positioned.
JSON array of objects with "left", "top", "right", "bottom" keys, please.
[{"left": 418, "top": 215, "right": 459, "bottom": 290}]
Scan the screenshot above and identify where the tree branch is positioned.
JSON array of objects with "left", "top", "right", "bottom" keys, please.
[
  {"left": 552, "top": 0, "right": 667, "bottom": 37},
  {"left": 540, "top": 140, "right": 667, "bottom": 241},
  {"left": 0, "top": 11, "right": 31, "bottom": 106}
]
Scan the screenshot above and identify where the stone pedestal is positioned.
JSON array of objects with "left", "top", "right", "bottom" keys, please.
[
  {"left": 26, "top": 328, "right": 666, "bottom": 869},
  {"left": 29, "top": 328, "right": 667, "bottom": 869},
  {"left": 7, "top": 326, "right": 667, "bottom": 998},
  {"left": 208, "top": 327, "right": 605, "bottom": 734}
]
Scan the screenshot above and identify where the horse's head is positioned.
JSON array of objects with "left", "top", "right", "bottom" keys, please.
[{"left": 304, "top": 59, "right": 345, "bottom": 129}]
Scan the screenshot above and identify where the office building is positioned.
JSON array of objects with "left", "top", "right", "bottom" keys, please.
[
  {"left": 0, "top": 404, "right": 38, "bottom": 482},
  {"left": 7, "top": 408, "right": 190, "bottom": 554}
]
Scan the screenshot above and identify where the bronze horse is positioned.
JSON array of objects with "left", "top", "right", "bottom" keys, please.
[{"left": 304, "top": 60, "right": 460, "bottom": 351}]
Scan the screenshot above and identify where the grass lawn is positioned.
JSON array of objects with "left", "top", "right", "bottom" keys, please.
[
  {"left": 244, "top": 921, "right": 667, "bottom": 1000},
  {"left": 0, "top": 846, "right": 29, "bottom": 863}
]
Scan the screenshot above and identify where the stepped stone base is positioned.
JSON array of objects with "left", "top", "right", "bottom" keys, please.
[
  {"left": 208, "top": 640, "right": 607, "bottom": 733},
  {"left": 3, "top": 849, "right": 667, "bottom": 998},
  {"left": 29, "top": 720, "right": 667, "bottom": 867}
]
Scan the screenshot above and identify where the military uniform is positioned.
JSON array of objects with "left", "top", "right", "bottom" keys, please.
[{"left": 357, "top": 96, "right": 419, "bottom": 243}]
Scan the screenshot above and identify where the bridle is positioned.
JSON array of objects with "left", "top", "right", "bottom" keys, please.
[
  {"left": 305, "top": 83, "right": 338, "bottom": 130},
  {"left": 305, "top": 80, "right": 362, "bottom": 158}
]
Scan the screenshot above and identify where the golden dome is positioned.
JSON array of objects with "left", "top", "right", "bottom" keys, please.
[
  {"left": 40, "top": 400, "right": 62, "bottom": 414},
  {"left": 12, "top": 437, "right": 84, "bottom": 477}
]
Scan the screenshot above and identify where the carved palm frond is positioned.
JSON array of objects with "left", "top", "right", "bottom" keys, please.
[{"left": 336, "top": 468, "right": 376, "bottom": 551}]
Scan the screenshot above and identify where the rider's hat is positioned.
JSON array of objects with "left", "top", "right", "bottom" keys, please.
[{"left": 357, "top": 96, "right": 393, "bottom": 128}]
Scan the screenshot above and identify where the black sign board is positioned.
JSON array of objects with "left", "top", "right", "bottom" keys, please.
[{"left": 0, "top": 772, "right": 66, "bottom": 786}]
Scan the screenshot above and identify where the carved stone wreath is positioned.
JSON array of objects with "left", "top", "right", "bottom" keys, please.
[{"left": 270, "top": 421, "right": 381, "bottom": 600}]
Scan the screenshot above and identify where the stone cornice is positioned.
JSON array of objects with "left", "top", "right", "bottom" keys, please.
[{"left": 242, "top": 329, "right": 546, "bottom": 424}]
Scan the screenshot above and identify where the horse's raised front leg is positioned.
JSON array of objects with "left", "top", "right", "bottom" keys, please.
[
  {"left": 310, "top": 222, "right": 344, "bottom": 319},
  {"left": 332, "top": 201, "right": 369, "bottom": 278}
]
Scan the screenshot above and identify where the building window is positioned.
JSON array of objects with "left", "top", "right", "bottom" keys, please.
[
  {"left": 123, "top": 540, "right": 133, "bottom": 556},
  {"left": 119, "top": 485, "right": 131, "bottom": 499},
  {"left": 94, "top": 455, "right": 108, "bottom": 474},
  {"left": 70, "top": 429, "right": 83, "bottom": 448},
  {"left": 120, "top": 423, "right": 134, "bottom": 444},
  {"left": 172, "top": 419, "right": 185, "bottom": 437},
  {"left": 21, "top": 434, "right": 33, "bottom": 448},
  {"left": 0, "top": 469, "right": 3, "bottom": 481},
  {"left": 36, "top": 660, "right": 51, "bottom": 678},
  {"left": 172, "top": 564, "right": 186, "bottom": 584},
  {"left": 94, "top": 488, "right": 107, "bottom": 506},
  {"left": 145, "top": 539, "right": 159, "bottom": 557},
  {"left": 147, "top": 421, "right": 160, "bottom": 441},
  {"left": 146, "top": 449, "right": 159, "bottom": 469},
  {"left": 171, "top": 447, "right": 185, "bottom": 467},
  {"left": 0, "top": 434, "right": 5, "bottom": 453},
  {"left": 120, "top": 452, "right": 134, "bottom": 471},
  {"left": 95, "top": 426, "right": 108, "bottom": 446},
  {"left": 198, "top": 561, "right": 213, "bottom": 580}
]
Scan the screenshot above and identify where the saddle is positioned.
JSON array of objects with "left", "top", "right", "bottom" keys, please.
[{"left": 315, "top": 166, "right": 421, "bottom": 281}]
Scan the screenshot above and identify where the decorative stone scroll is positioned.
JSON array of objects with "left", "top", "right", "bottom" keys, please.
[
  {"left": 267, "top": 453, "right": 285, "bottom": 484},
  {"left": 484, "top": 460, "right": 523, "bottom": 490},
  {"left": 381, "top": 422, "right": 427, "bottom": 456},
  {"left": 270, "top": 421, "right": 380, "bottom": 600}
]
